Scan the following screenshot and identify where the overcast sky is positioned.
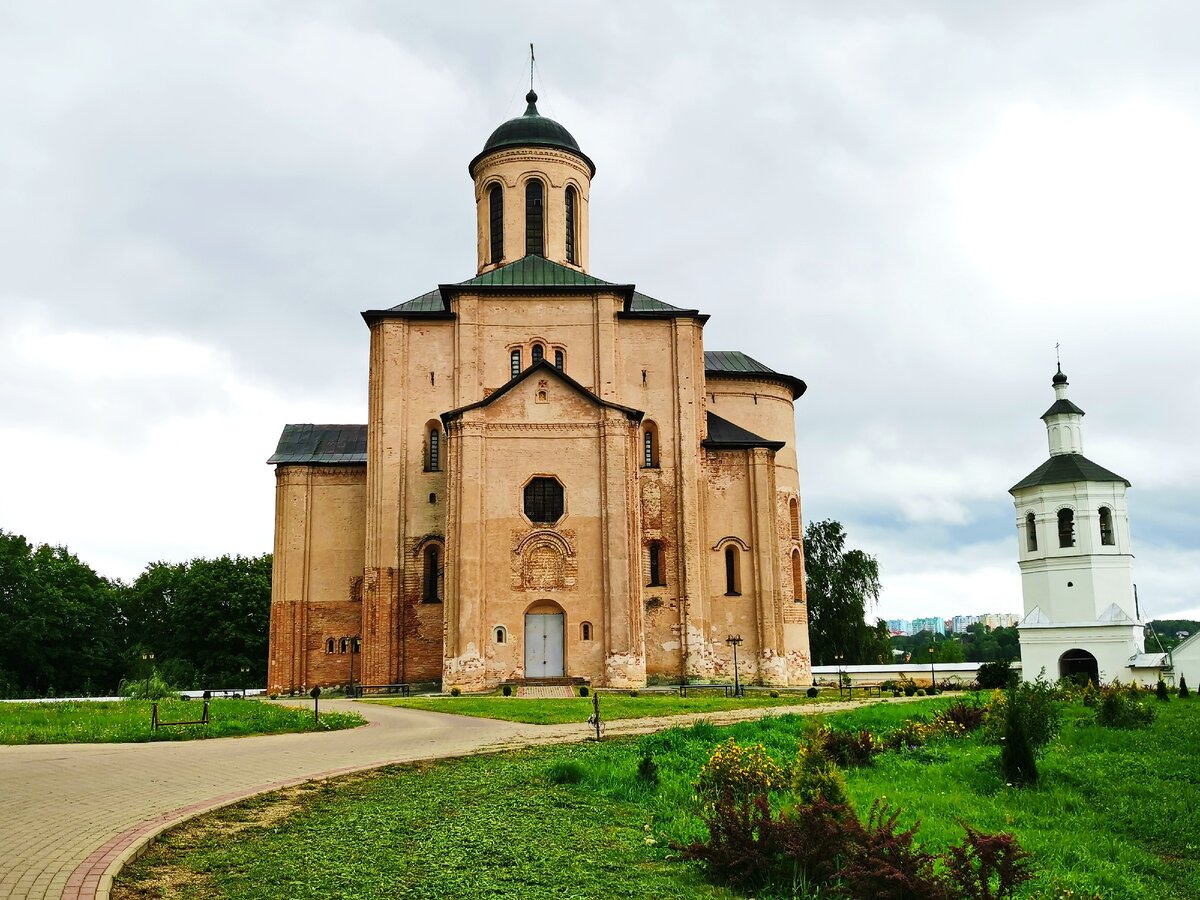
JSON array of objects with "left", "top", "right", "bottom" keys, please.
[{"left": 2, "top": 2, "right": 1197, "bottom": 621}]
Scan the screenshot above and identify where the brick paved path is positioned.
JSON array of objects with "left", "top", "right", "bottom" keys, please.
[{"left": 0, "top": 697, "right": 885, "bottom": 900}]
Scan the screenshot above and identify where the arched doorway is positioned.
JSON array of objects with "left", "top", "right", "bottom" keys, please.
[
  {"left": 524, "top": 600, "right": 565, "bottom": 678},
  {"left": 1059, "top": 648, "right": 1099, "bottom": 684}
]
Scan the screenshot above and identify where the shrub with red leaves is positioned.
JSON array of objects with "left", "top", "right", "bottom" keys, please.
[
  {"left": 934, "top": 699, "right": 987, "bottom": 732},
  {"left": 944, "top": 823, "right": 1034, "bottom": 900},
  {"left": 836, "top": 800, "right": 953, "bottom": 900}
]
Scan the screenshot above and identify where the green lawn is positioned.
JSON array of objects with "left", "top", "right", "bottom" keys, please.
[
  {"left": 365, "top": 689, "right": 832, "bottom": 724},
  {"left": 113, "top": 697, "right": 1200, "bottom": 899},
  {"left": 0, "top": 699, "right": 364, "bottom": 744}
]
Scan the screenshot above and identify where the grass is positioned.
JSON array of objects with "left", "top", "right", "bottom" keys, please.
[
  {"left": 365, "top": 689, "right": 830, "bottom": 724},
  {"left": 113, "top": 697, "right": 1200, "bottom": 899},
  {"left": 0, "top": 699, "right": 365, "bottom": 744}
]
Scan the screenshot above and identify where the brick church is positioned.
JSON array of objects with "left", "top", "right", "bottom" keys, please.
[{"left": 266, "top": 89, "right": 812, "bottom": 693}]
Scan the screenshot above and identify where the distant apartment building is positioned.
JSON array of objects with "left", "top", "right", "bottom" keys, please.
[
  {"left": 887, "top": 618, "right": 911, "bottom": 636},
  {"left": 911, "top": 616, "right": 946, "bottom": 635}
]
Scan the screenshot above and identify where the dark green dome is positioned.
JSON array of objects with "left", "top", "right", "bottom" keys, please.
[{"left": 469, "top": 90, "right": 595, "bottom": 177}]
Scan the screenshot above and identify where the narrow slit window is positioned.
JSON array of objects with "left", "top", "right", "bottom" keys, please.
[
  {"left": 554, "top": 349, "right": 564, "bottom": 371},
  {"left": 789, "top": 498, "right": 800, "bottom": 541},
  {"left": 565, "top": 185, "right": 577, "bottom": 265},
  {"left": 510, "top": 349, "right": 521, "bottom": 378},
  {"left": 525, "top": 180, "right": 544, "bottom": 256},
  {"left": 339, "top": 637, "right": 348, "bottom": 654},
  {"left": 643, "top": 422, "right": 659, "bottom": 468},
  {"left": 427, "top": 428, "right": 440, "bottom": 471},
  {"left": 581, "top": 621, "right": 593, "bottom": 641},
  {"left": 325, "top": 638, "right": 335, "bottom": 654},
  {"left": 648, "top": 541, "right": 664, "bottom": 586},
  {"left": 1026, "top": 512, "right": 1038, "bottom": 552},
  {"left": 1058, "top": 509, "right": 1076, "bottom": 548},
  {"left": 531, "top": 343, "right": 544, "bottom": 366},
  {"left": 494, "top": 626, "right": 506, "bottom": 644},
  {"left": 791, "top": 550, "right": 803, "bottom": 602},
  {"left": 1099, "top": 507, "right": 1115, "bottom": 546},
  {"left": 423, "top": 545, "right": 442, "bottom": 602},
  {"left": 724, "top": 546, "right": 741, "bottom": 595},
  {"left": 488, "top": 184, "right": 503, "bottom": 264}
]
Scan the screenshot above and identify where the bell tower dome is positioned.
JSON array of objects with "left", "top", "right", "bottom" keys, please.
[{"left": 469, "top": 90, "right": 595, "bottom": 275}]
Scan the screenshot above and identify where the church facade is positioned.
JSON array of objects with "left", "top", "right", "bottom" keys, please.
[
  {"left": 1010, "top": 368, "right": 1165, "bottom": 685},
  {"left": 266, "top": 91, "right": 812, "bottom": 693}
]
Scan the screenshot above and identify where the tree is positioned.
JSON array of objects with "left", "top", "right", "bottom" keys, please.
[
  {"left": 803, "top": 520, "right": 886, "bottom": 665},
  {"left": 0, "top": 530, "right": 125, "bottom": 697},
  {"left": 125, "top": 554, "right": 272, "bottom": 689}
]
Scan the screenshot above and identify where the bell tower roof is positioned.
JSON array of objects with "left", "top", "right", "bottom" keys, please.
[{"left": 469, "top": 90, "right": 596, "bottom": 177}]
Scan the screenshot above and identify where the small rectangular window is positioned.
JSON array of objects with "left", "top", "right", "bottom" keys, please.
[
  {"left": 510, "top": 349, "right": 521, "bottom": 378},
  {"left": 554, "top": 349, "right": 564, "bottom": 371}
]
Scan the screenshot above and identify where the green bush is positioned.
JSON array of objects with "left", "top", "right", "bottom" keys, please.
[
  {"left": 637, "top": 753, "right": 659, "bottom": 786},
  {"left": 917, "top": 688, "right": 926, "bottom": 697},
  {"left": 628, "top": 689, "right": 639, "bottom": 698},
  {"left": 996, "top": 679, "right": 1061, "bottom": 786},
  {"left": 977, "top": 660, "right": 1015, "bottom": 690},
  {"left": 579, "top": 686, "right": 589, "bottom": 697},
  {"left": 1156, "top": 679, "right": 1170, "bottom": 702},
  {"left": 450, "top": 687, "right": 461, "bottom": 697},
  {"left": 769, "top": 690, "right": 779, "bottom": 698},
  {"left": 501, "top": 684, "right": 512, "bottom": 697},
  {"left": 904, "top": 683, "right": 918, "bottom": 697},
  {"left": 1180, "top": 676, "right": 1190, "bottom": 699},
  {"left": 119, "top": 668, "right": 176, "bottom": 701},
  {"left": 1097, "top": 683, "right": 1157, "bottom": 728},
  {"left": 268, "top": 692, "right": 279, "bottom": 700},
  {"left": 792, "top": 731, "right": 849, "bottom": 806},
  {"left": 806, "top": 686, "right": 819, "bottom": 698}
]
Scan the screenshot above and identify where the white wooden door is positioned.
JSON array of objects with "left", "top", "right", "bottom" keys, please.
[{"left": 524, "top": 613, "right": 565, "bottom": 678}]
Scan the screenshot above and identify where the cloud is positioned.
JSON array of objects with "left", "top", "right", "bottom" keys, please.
[{"left": 0, "top": 2, "right": 1196, "bottom": 625}]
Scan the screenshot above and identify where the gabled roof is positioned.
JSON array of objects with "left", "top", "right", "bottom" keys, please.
[
  {"left": 704, "top": 350, "right": 807, "bottom": 399},
  {"left": 702, "top": 412, "right": 784, "bottom": 451},
  {"left": 457, "top": 254, "right": 616, "bottom": 289},
  {"left": 1042, "top": 398, "right": 1086, "bottom": 419},
  {"left": 441, "top": 359, "right": 643, "bottom": 425},
  {"left": 1010, "top": 453, "right": 1130, "bottom": 493},
  {"left": 268, "top": 424, "right": 367, "bottom": 466},
  {"left": 363, "top": 256, "right": 639, "bottom": 323},
  {"left": 1097, "top": 602, "right": 1136, "bottom": 624}
]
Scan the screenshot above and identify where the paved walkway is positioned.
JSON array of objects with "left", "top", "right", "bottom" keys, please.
[{"left": 0, "top": 697, "right": 884, "bottom": 900}]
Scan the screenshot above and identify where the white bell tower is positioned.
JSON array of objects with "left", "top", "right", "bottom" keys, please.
[{"left": 1009, "top": 367, "right": 1164, "bottom": 685}]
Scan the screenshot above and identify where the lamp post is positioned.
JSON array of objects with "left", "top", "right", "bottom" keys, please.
[
  {"left": 834, "top": 653, "right": 845, "bottom": 697},
  {"left": 928, "top": 644, "right": 936, "bottom": 691},
  {"left": 726, "top": 635, "right": 744, "bottom": 697},
  {"left": 140, "top": 651, "right": 154, "bottom": 699},
  {"left": 240, "top": 666, "right": 250, "bottom": 699}
]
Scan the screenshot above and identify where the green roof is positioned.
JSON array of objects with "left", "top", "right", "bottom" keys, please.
[
  {"left": 387, "top": 289, "right": 444, "bottom": 314},
  {"left": 458, "top": 254, "right": 613, "bottom": 288},
  {"left": 470, "top": 90, "right": 595, "bottom": 177},
  {"left": 370, "top": 260, "right": 708, "bottom": 321},
  {"left": 705, "top": 351, "right": 777, "bottom": 374},
  {"left": 268, "top": 424, "right": 367, "bottom": 466},
  {"left": 1010, "top": 453, "right": 1130, "bottom": 493},
  {"left": 705, "top": 351, "right": 807, "bottom": 399},
  {"left": 628, "top": 291, "right": 691, "bottom": 314}
]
